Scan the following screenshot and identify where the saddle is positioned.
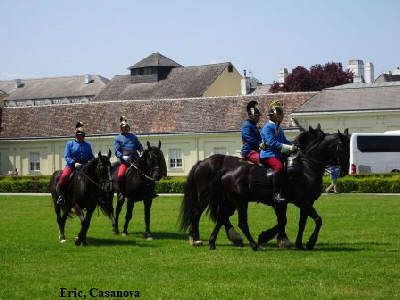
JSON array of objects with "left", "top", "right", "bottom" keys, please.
[{"left": 250, "top": 152, "right": 302, "bottom": 185}]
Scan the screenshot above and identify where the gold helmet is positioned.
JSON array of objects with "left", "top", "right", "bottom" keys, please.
[
  {"left": 119, "top": 116, "right": 129, "bottom": 128},
  {"left": 75, "top": 122, "right": 85, "bottom": 135},
  {"left": 267, "top": 100, "right": 284, "bottom": 117},
  {"left": 246, "top": 100, "right": 261, "bottom": 121}
]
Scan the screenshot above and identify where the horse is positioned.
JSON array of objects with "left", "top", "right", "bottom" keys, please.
[
  {"left": 179, "top": 125, "right": 325, "bottom": 248},
  {"left": 109, "top": 141, "right": 167, "bottom": 240},
  {"left": 50, "top": 150, "right": 113, "bottom": 246},
  {"left": 180, "top": 126, "right": 350, "bottom": 250}
]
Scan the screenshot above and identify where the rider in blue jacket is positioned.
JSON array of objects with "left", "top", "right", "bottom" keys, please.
[{"left": 241, "top": 101, "right": 262, "bottom": 164}]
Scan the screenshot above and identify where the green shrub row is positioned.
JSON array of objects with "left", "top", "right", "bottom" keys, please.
[{"left": 0, "top": 175, "right": 399, "bottom": 193}]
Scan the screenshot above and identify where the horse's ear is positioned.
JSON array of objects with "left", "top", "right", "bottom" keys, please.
[
  {"left": 98, "top": 151, "right": 102, "bottom": 158},
  {"left": 108, "top": 149, "right": 111, "bottom": 158},
  {"left": 147, "top": 141, "right": 151, "bottom": 149},
  {"left": 316, "top": 123, "right": 321, "bottom": 131},
  {"left": 344, "top": 128, "right": 349, "bottom": 137},
  {"left": 158, "top": 140, "right": 161, "bottom": 149},
  {"left": 309, "top": 125, "right": 315, "bottom": 134}
]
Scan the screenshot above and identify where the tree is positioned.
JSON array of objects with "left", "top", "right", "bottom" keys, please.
[{"left": 269, "top": 62, "right": 353, "bottom": 93}]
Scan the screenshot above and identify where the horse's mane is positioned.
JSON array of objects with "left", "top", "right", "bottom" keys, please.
[{"left": 294, "top": 126, "right": 326, "bottom": 153}]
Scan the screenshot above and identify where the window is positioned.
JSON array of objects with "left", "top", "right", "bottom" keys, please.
[
  {"left": 29, "top": 152, "right": 40, "bottom": 172},
  {"left": 357, "top": 136, "right": 400, "bottom": 152},
  {"left": 214, "top": 147, "right": 227, "bottom": 155},
  {"left": 169, "top": 149, "right": 182, "bottom": 168}
]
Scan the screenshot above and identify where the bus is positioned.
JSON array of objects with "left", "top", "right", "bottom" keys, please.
[{"left": 349, "top": 132, "right": 400, "bottom": 174}]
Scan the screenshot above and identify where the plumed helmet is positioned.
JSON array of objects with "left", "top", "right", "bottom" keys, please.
[
  {"left": 75, "top": 122, "right": 85, "bottom": 135},
  {"left": 267, "top": 100, "right": 284, "bottom": 117},
  {"left": 246, "top": 100, "right": 261, "bottom": 118},
  {"left": 120, "top": 116, "right": 129, "bottom": 128}
]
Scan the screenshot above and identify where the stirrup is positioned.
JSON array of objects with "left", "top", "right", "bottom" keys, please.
[
  {"left": 274, "top": 193, "right": 287, "bottom": 204},
  {"left": 57, "top": 195, "right": 66, "bottom": 206},
  {"left": 117, "top": 192, "right": 125, "bottom": 202}
]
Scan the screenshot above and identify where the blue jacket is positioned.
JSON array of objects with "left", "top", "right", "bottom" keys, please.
[
  {"left": 260, "top": 121, "right": 292, "bottom": 159},
  {"left": 64, "top": 140, "right": 94, "bottom": 167},
  {"left": 328, "top": 166, "right": 339, "bottom": 179},
  {"left": 114, "top": 133, "right": 143, "bottom": 161},
  {"left": 241, "top": 119, "right": 262, "bottom": 155}
]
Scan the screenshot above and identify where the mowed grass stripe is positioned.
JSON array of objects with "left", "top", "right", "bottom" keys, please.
[{"left": 0, "top": 194, "right": 399, "bottom": 299}]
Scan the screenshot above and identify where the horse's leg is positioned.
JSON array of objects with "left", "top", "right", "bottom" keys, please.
[
  {"left": 73, "top": 205, "right": 86, "bottom": 246},
  {"left": 143, "top": 197, "right": 153, "bottom": 241},
  {"left": 75, "top": 207, "right": 95, "bottom": 246},
  {"left": 275, "top": 203, "right": 294, "bottom": 248},
  {"left": 236, "top": 202, "right": 259, "bottom": 251},
  {"left": 224, "top": 210, "right": 244, "bottom": 247},
  {"left": 295, "top": 208, "right": 308, "bottom": 250},
  {"left": 114, "top": 196, "right": 125, "bottom": 235},
  {"left": 208, "top": 220, "right": 224, "bottom": 250},
  {"left": 122, "top": 198, "right": 134, "bottom": 236},
  {"left": 106, "top": 193, "right": 118, "bottom": 235},
  {"left": 188, "top": 197, "right": 208, "bottom": 247},
  {"left": 55, "top": 205, "right": 68, "bottom": 242},
  {"left": 305, "top": 206, "right": 322, "bottom": 250}
]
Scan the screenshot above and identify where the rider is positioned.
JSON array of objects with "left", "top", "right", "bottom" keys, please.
[
  {"left": 241, "top": 100, "right": 262, "bottom": 164},
  {"left": 57, "top": 122, "right": 94, "bottom": 206},
  {"left": 259, "top": 100, "right": 296, "bottom": 204},
  {"left": 114, "top": 116, "right": 143, "bottom": 202}
]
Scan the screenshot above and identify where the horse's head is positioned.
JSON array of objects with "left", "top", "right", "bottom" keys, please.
[
  {"left": 142, "top": 141, "right": 167, "bottom": 181},
  {"left": 295, "top": 124, "right": 326, "bottom": 151},
  {"left": 95, "top": 150, "right": 113, "bottom": 190},
  {"left": 318, "top": 129, "right": 350, "bottom": 177}
]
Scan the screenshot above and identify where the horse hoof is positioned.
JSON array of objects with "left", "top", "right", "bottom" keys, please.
[
  {"left": 189, "top": 237, "right": 203, "bottom": 247},
  {"left": 209, "top": 244, "right": 216, "bottom": 250},
  {"left": 112, "top": 229, "right": 119, "bottom": 235},
  {"left": 74, "top": 237, "right": 81, "bottom": 246},
  {"left": 295, "top": 243, "right": 305, "bottom": 250},
  {"left": 144, "top": 233, "right": 153, "bottom": 241},
  {"left": 59, "top": 239, "right": 67, "bottom": 243},
  {"left": 278, "top": 238, "right": 295, "bottom": 249},
  {"left": 122, "top": 232, "right": 128, "bottom": 237},
  {"left": 306, "top": 242, "right": 315, "bottom": 250}
]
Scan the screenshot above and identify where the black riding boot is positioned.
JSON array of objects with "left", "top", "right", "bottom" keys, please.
[
  {"left": 273, "top": 171, "right": 286, "bottom": 204},
  {"left": 56, "top": 184, "right": 67, "bottom": 206},
  {"left": 117, "top": 177, "right": 125, "bottom": 202}
]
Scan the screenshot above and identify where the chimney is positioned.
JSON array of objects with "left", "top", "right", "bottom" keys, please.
[
  {"left": 364, "top": 62, "right": 374, "bottom": 83},
  {"left": 85, "top": 74, "right": 92, "bottom": 84},
  {"left": 279, "top": 68, "right": 288, "bottom": 83},
  {"left": 393, "top": 67, "right": 400, "bottom": 75},
  {"left": 348, "top": 59, "right": 365, "bottom": 78},
  {"left": 241, "top": 70, "right": 250, "bottom": 95},
  {"left": 14, "top": 79, "right": 22, "bottom": 88}
]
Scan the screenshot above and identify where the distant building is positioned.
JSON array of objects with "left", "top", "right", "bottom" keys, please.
[
  {"left": 375, "top": 67, "right": 400, "bottom": 83},
  {"left": 0, "top": 75, "right": 109, "bottom": 107}
]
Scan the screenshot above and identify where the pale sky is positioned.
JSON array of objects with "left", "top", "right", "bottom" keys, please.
[{"left": 1, "top": 0, "right": 399, "bottom": 84}]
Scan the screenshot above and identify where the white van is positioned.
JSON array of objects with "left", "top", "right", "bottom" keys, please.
[{"left": 350, "top": 132, "right": 400, "bottom": 174}]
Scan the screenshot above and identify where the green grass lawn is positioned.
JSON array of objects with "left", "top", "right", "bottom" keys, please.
[{"left": 0, "top": 194, "right": 399, "bottom": 299}]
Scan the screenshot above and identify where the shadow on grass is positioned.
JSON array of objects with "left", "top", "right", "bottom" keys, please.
[
  {"left": 124, "top": 231, "right": 188, "bottom": 241},
  {"left": 85, "top": 237, "right": 156, "bottom": 247}
]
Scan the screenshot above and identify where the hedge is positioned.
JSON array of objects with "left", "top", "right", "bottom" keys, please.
[{"left": 0, "top": 174, "right": 399, "bottom": 194}]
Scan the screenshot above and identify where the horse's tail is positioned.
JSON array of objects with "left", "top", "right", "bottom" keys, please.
[
  {"left": 207, "top": 170, "right": 225, "bottom": 223},
  {"left": 179, "top": 160, "right": 202, "bottom": 231}
]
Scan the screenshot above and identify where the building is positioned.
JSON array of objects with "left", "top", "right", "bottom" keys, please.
[
  {"left": 291, "top": 81, "right": 400, "bottom": 133},
  {"left": 0, "top": 75, "right": 109, "bottom": 107}
]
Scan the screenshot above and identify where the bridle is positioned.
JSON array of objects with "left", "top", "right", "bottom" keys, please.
[{"left": 80, "top": 158, "right": 113, "bottom": 192}]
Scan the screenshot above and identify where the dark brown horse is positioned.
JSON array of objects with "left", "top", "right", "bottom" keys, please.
[
  {"left": 109, "top": 141, "right": 167, "bottom": 240},
  {"left": 180, "top": 127, "right": 350, "bottom": 250},
  {"left": 50, "top": 150, "right": 113, "bottom": 245}
]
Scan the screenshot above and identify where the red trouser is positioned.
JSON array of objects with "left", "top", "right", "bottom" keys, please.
[
  {"left": 58, "top": 166, "right": 73, "bottom": 185},
  {"left": 242, "top": 151, "right": 260, "bottom": 165},
  {"left": 117, "top": 164, "right": 128, "bottom": 180},
  {"left": 259, "top": 157, "right": 284, "bottom": 172}
]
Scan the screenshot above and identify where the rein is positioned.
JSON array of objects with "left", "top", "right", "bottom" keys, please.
[
  {"left": 128, "top": 162, "right": 156, "bottom": 182},
  {"left": 79, "top": 165, "right": 113, "bottom": 192}
]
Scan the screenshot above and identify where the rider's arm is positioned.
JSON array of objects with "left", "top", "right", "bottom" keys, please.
[{"left": 64, "top": 142, "right": 74, "bottom": 166}]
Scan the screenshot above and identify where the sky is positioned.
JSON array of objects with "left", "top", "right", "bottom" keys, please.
[{"left": 1, "top": 0, "right": 399, "bottom": 84}]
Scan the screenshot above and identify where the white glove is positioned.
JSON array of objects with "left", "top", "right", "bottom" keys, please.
[
  {"left": 281, "top": 144, "right": 296, "bottom": 153},
  {"left": 74, "top": 162, "right": 82, "bottom": 169}
]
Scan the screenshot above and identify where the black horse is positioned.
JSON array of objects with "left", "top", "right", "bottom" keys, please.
[
  {"left": 180, "top": 127, "right": 350, "bottom": 250},
  {"left": 109, "top": 141, "right": 167, "bottom": 240},
  {"left": 50, "top": 150, "right": 113, "bottom": 246}
]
